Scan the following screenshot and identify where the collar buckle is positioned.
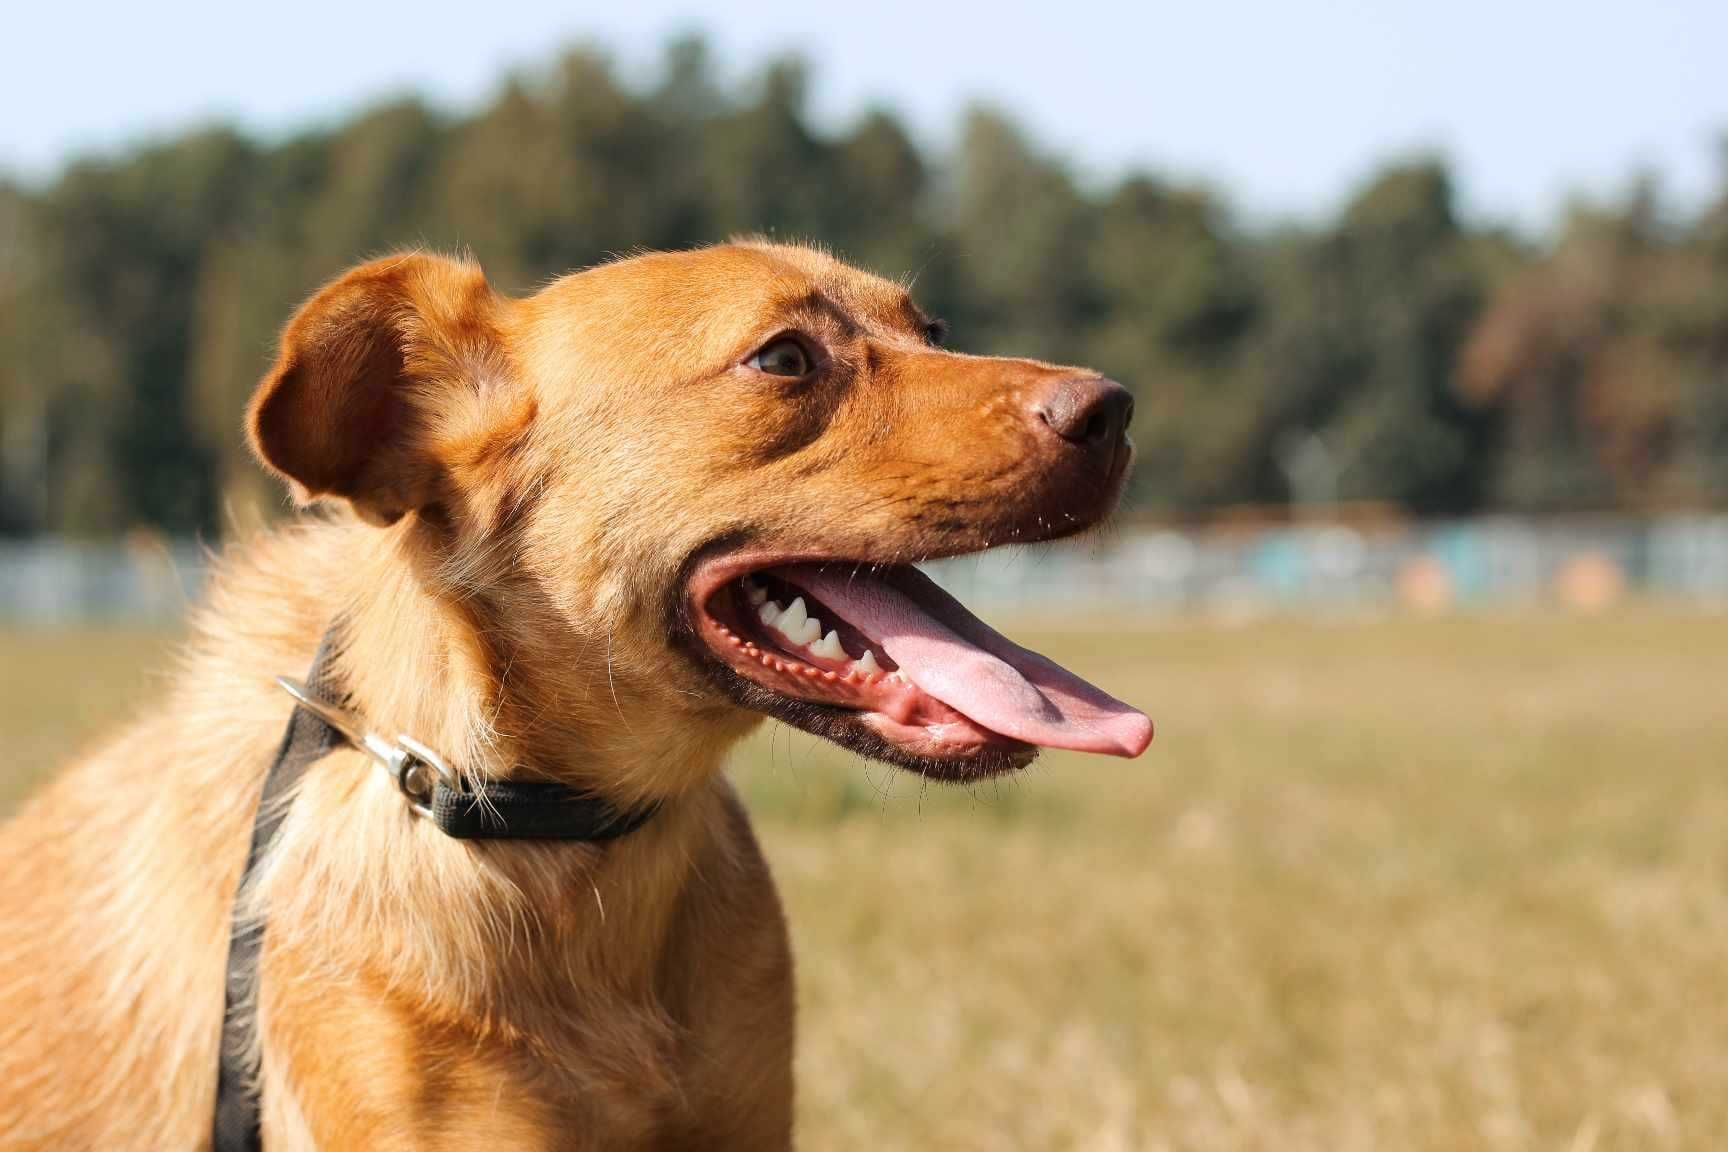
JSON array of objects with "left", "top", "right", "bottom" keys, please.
[{"left": 274, "top": 676, "right": 458, "bottom": 818}]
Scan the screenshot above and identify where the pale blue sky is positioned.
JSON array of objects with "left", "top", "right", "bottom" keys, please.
[{"left": 4, "top": 1, "right": 1724, "bottom": 227}]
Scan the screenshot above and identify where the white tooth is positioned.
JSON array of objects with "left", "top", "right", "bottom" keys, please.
[
  {"left": 856, "top": 649, "right": 881, "bottom": 676},
  {"left": 890, "top": 670, "right": 910, "bottom": 685},
  {"left": 743, "top": 578, "right": 768, "bottom": 606},
  {"left": 757, "top": 600, "right": 782, "bottom": 626},
  {"left": 811, "top": 629, "right": 845, "bottom": 660},
  {"left": 799, "top": 616, "right": 823, "bottom": 646},
  {"left": 778, "top": 597, "right": 808, "bottom": 636}
]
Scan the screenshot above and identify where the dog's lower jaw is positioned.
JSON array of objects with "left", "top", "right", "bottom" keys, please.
[{"left": 718, "top": 669, "right": 1037, "bottom": 782}]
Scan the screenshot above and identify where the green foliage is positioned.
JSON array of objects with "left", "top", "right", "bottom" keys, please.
[{"left": 1, "top": 41, "right": 1725, "bottom": 537}]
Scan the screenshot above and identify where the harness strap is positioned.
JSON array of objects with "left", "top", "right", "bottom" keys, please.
[
  {"left": 212, "top": 629, "right": 658, "bottom": 1150},
  {"left": 212, "top": 634, "right": 342, "bottom": 1152}
]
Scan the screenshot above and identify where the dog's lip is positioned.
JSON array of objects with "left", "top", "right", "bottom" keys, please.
[{"left": 686, "top": 547, "right": 854, "bottom": 616}]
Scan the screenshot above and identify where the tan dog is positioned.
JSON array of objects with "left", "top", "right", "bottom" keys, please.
[{"left": 0, "top": 243, "right": 1150, "bottom": 1149}]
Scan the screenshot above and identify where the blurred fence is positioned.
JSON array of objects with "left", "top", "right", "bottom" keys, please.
[
  {"left": 0, "top": 539, "right": 206, "bottom": 625},
  {"left": 930, "top": 515, "right": 1728, "bottom": 613},
  {"left": 2, "top": 516, "right": 1727, "bottom": 625}
]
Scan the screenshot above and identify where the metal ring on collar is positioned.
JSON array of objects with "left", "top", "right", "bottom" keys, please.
[{"left": 274, "top": 676, "right": 458, "bottom": 819}]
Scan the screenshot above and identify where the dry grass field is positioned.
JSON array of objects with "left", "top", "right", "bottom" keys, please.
[{"left": 4, "top": 608, "right": 1726, "bottom": 1150}]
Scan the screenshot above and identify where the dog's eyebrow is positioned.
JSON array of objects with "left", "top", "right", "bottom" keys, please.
[{"left": 772, "top": 288, "right": 860, "bottom": 337}]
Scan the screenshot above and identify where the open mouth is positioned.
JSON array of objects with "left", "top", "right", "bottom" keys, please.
[{"left": 688, "top": 554, "right": 1153, "bottom": 778}]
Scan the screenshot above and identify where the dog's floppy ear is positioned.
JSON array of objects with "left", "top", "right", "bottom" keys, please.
[{"left": 247, "top": 251, "right": 507, "bottom": 526}]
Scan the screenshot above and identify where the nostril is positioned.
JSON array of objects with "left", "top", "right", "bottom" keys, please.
[{"left": 1080, "top": 408, "right": 1110, "bottom": 444}]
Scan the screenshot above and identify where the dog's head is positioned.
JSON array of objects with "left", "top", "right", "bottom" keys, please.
[{"left": 248, "top": 243, "right": 1150, "bottom": 789}]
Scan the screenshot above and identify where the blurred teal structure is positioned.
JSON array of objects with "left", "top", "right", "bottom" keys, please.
[{"left": 6, "top": 518, "right": 1724, "bottom": 624}]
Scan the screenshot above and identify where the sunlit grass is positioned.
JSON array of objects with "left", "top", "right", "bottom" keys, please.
[{"left": 5, "top": 608, "right": 1727, "bottom": 1149}]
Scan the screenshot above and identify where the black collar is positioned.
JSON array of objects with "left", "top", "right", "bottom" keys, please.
[
  {"left": 273, "top": 645, "right": 659, "bottom": 842},
  {"left": 276, "top": 670, "right": 660, "bottom": 842}
]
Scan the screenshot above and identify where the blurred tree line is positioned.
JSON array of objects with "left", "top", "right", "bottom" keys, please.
[{"left": 1, "top": 40, "right": 1725, "bottom": 538}]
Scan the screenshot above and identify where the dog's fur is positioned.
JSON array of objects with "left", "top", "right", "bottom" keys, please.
[{"left": 0, "top": 243, "right": 1125, "bottom": 1149}]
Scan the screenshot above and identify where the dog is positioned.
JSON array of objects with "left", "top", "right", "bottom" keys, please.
[{"left": 0, "top": 242, "right": 1151, "bottom": 1149}]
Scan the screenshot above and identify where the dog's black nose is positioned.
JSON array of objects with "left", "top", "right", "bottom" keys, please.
[{"left": 1033, "top": 376, "right": 1134, "bottom": 449}]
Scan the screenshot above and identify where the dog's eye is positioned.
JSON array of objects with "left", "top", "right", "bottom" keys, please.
[{"left": 750, "top": 338, "right": 812, "bottom": 379}]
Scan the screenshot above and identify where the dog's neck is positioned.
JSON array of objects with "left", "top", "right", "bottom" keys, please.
[
  {"left": 317, "top": 515, "right": 750, "bottom": 809},
  {"left": 230, "top": 515, "right": 748, "bottom": 1018}
]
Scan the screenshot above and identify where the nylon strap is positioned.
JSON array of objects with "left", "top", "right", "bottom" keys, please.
[
  {"left": 212, "top": 630, "right": 657, "bottom": 1150},
  {"left": 212, "top": 633, "right": 342, "bottom": 1152}
]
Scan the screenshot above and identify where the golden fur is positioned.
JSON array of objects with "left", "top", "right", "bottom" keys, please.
[{"left": 0, "top": 242, "right": 1123, "bottom": 1148}]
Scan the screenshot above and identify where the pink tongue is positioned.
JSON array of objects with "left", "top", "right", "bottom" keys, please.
[{"left": 785, "top": 566, "right": 1152, "bottom": 757}]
